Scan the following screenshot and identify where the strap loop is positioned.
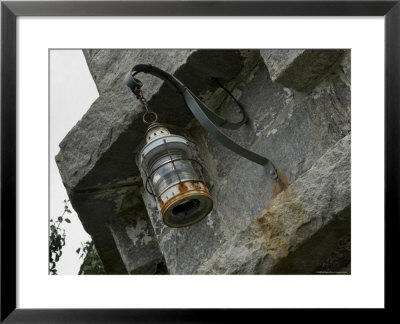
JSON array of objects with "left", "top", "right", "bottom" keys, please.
[
  {"left": 125, "top": 64, "right": 277, "bottom": 179},
  {"left": 211, "top": 77, "right": 248, "bottom": 127}
]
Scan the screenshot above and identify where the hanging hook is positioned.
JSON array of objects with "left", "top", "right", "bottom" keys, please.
[
  {"left": 125, "top": 64, "right": 278, "bottom": 179},
  {"left": 211, "top": 77, "right": 248, "bottom": 126}
]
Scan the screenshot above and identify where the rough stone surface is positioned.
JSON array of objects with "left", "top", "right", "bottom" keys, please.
[
  {"left": 195, "top": 134, "right": 351, "bottom": 274},
  {"left": 261, "top": 49, "right": 346, "bottom": 92},
  {"left": 109, "top": 211, "right": 166, "bottom": 274},
  {"left": 260, "top": 49, "right": 305, "bottom": 82},
  {"left": 142, "top": 187, "right": 226, "bottom": 274},
  {"left": 83, "top": 50, "right": 190, "bottom": 95},
  {"left": 270, "top": 209, "right": 350, "bottom": 274},
  {"left": 139, "top": 53, "right": 350, "bottom": 274},
  {"left": 57, "top": 49, "right": 260, "bottom": 192},
  {"left": 57, "top": 50, "right": 193, "bottom": 192},
  {"left": 57, "top": 49, "right": 351, "bottom": 274},
  {"left": 57, "top": 49, "right": 263, "bottom": 273}
]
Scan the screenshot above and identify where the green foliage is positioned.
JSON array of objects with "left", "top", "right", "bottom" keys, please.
[
  {"left": 49, "top": 199, "right": 106, "bottom": 275},
  {"left": 77, "top": 240, "right": 106, "bottom": 275},
  {"left": 49, "top": 199, "right": 72, "bottom": 275}
]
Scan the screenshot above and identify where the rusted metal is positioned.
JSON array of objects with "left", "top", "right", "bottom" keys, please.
[
  {"left": 139, "top": 121, "right": 212, "bottom": 227},
  {"left": 271, "top": 171, "right": 291, "bottom": 198},
  {"left": 133, "top": 86, "right": 148, "bottom": 110},
  {"left": 131, "top": 81, "right": 160, "bottom": 126},
  {"left": 157, "top": 180, "right": 209, "bottom": 206},
  {"left": 157, "top": 180, "right": 213, "bottom": 228}
]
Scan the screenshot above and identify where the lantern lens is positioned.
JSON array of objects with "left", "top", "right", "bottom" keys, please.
[
  {"left": 140, "top": 124, "right": 213, "bottom": 227},
  {"left": 150, "top": 153, "right": 199, "bottom": 196}
]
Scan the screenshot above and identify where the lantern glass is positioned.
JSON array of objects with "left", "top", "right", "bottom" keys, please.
[
  {"left": 151, "top": 156, "right": 199, "bottom": 196},
  {"left": 140, "top": 124, "right": 213, "bottom": 227}
]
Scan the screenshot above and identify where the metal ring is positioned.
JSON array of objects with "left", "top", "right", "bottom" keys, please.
[{"left": 142, "top": 112, "right": 158, "bottom": 124}]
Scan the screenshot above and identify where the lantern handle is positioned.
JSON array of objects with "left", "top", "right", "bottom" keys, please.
[
  {"left": 125, "top": 64, "right": 278, "bottom": 179},
  {"left": 126, "top": 64, "right": 247, "bottom": 130}
]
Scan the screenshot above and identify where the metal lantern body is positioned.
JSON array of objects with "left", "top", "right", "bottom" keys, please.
[{"left": 140, "top": 123, "right": 213, "bottom": 228}]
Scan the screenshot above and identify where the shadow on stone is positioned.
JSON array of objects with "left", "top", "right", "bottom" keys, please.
[{"left": 269, "top": 206, "right": 351, "bottom": 274}]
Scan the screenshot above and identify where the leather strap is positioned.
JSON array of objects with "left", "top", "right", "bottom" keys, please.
[{"left": 125, "top": 64, "right": 277, "bottom": 178}]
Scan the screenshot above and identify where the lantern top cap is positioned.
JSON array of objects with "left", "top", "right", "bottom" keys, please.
[{"left": 145, "top": 122, "right": 170, "bottom": 143}]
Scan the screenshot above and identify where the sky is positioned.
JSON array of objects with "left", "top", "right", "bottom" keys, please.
[{"left": 49, "top": 50, "right": 99, "bottom": 274}]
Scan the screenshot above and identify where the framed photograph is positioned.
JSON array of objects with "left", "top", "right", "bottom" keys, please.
[{"left": 1, "top": 0, "right": 398, "bottom": 321}]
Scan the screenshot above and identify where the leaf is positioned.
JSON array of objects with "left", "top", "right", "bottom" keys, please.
[
  {"left": 58, "top": 216, "right": 63, "bottom": 222},
  {"left": 76, "top": 248, "right": 81, "bottom": 254},
  {"left": 50, "top": 225, "right": 56, "bottom": 232},
  {"left": 55, "top": 254, "right": 59, "bottom": 262},
  {"left": 65, "top": 218, "right": 71, "bottom": 223}
]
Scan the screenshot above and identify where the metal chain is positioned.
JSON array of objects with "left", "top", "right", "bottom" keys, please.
[
  {"left": 133, "top": 84, "right": 158, "bottom": 124},
  {"left": 134, "top": 86, "right": 150, "bottom": 113}
]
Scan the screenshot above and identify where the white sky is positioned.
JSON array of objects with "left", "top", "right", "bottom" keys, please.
[{"left": 49, "top": 50, "right": 99, "bottom": 274}]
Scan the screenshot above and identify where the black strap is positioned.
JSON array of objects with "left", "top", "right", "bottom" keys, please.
[
  {"left": 125, "top": 64, "right": 277, "bottom": 178},
  {"left": 126, "top": 64, "right": 247, "bottom": 130}
]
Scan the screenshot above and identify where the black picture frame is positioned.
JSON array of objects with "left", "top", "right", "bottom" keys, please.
[{"left": 1, "top": 0, "right": 398, "bottom": 321}]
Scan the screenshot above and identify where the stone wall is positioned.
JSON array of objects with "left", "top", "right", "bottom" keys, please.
[{"left": 56, "top": 49, "right": 351, "bottom": 274}]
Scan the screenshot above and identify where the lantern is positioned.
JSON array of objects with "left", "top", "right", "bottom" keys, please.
[
  {"left": 125, "top": 64, "right": 278, "bottom": 228},
  {"left": 140, "top": 121, "right": 213, "bottom": 228}
]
